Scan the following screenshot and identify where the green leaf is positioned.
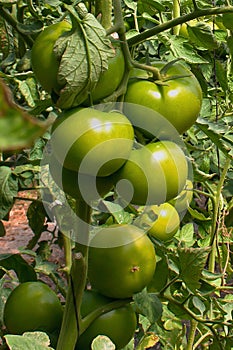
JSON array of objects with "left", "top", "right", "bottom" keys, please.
[
  {"left": 137, "top": 0, "right": 165, "bottom": 14},
  {"left": 187, "top": 207, "right": 211, "bottom": 221},
  {"left": 5, "top": 331, "right": 54, "bottom": 350},
  {"left": 136, "top": 333, "right": 160, "bottom": 350},
  {"left": 0, "top": 79, "right": 50, "bottom": 151},
  {"left": 215, "top": 59, "right": 228, "bottom": 93},
  {"left": 158, "top": 33, "right": 208, "bottom": 64},
  {"left": 27, "top": 200, "right": 47, "bottom": 236},
  {"left": 133, "top": 289, "right": 163, "bottom": 323},
  {"left": 91, "top": 335, "right": 116, "bottom": 350},
  {"left": 174, "top": 223, "right": 195, "bottom": 247},
  {"left": 124, "top": 0, "right": 137, "bottom": 11},
  {"left": 178, "top": 246, "right": 210, "bottom": 292},
  {"left": 100, "top": 200, "right": 132, "bottom": 224},
  {"left": 0, "top": 166, "right": 18, "bottom": 220},
  {"left": 196, "top": 118, "right": 233, "bottom": 159},
  {"left": 54, "top": 9, "right": 115, "bottom": 109},
  {"left": 222, "top": 13, "right": 233, "bottom": 31},
  {"left": 0, "top": 254, "right": 37, "bottom": 282},
  {"left": 191, "top": 296, "right": 206, "bottom": 316},
  {"left": 187, "top": 22, "right": 218, "bottom": 50}
]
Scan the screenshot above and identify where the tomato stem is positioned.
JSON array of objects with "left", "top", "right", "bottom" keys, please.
[
  {"left": 95, "top": 0, "right": 112, "bottom": 30},
  {"left": 172, "top": 0, "right": 181, "bottom": 35},
  {"left": 127, "top": 6, "right": 233, "bottom": 47},
  {"left": 187, "top": 320, "right": 198, "bottom": 350},
  {"left": 56, "top": 197, "right": 92, "bottom": 350},
  {"left": 208, "top": 156, "right": 231, "bottom": 273}
]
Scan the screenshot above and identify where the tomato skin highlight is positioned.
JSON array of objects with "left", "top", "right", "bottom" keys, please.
[
  {"left": 3, "top": 281, "right": 63, "bottom": 335},
  {"left": 51, "top": 107, "right": 134, "bottom": 177},
  {"left": 115, "top": 141, "right": 188, "bottom": 206},
  {"left": 124, "top": 61, "right": 202, "bottom": 134},
  {"left": 76, "top": 290, "right": 137, "bottom": 350},
  {"left": 88, "top": 224, "right": 156, "bottom": 299},
  {"left": 31, "top": 21, "right": 72, "bottom": 94}
]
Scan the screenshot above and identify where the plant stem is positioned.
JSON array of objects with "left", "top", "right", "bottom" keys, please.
[
  {"left": 172, "top": 0, "right": 181, "bottom": 35},
  {"left": 56, "top": 196, "right": 91, "bottom": 350},
  {"left": 187, "top": 320, "right": 198, "bottom": 350},
  {"left": 208, "top": 157, "right": 231, "bottom": 272},
  {"left": 127, "top": 6, "right": 233, "bottom": 47},
  {"left": 0, "top": 6, "right": 34, "bottom": 48}
]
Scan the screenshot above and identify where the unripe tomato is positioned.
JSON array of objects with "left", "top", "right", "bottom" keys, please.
[
  {"left": 169, "top": 179, "right": 193, "bottom": 213},
  {"left": 124, "top": 61, "right": 202, "bottom": 134},
  {"left": 76, "top": 290, "right": 137, "bottom": 349},
  {"left": 49, "top": 154, "right": 115, "bottom": 201},
  {"left": 31, "top": 21, "right": 72, "bottom": 94},
  {"left": 88, "top": 224, "right": 156, "bottom": 299},
  {"left": 135, "top": 203, "right": 180, "bottom": 241},
  {"left": 51, "top": 107, "right": 134, "bottom": 177},
  {"left": 85, "top": 44, "right": 125, "bottom": 104},
  {"left": 3, "top": 281, "right": 63, "bottom": 335},
  {"left": 114, "top": 141, "right": 188, "bottom": 206}
]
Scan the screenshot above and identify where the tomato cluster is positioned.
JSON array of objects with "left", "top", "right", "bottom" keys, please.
[{"left": 28, "top": 19, "right": 202, "bottom": 349}]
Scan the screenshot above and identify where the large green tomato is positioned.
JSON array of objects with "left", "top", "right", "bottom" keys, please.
[
  {"left": 3, "top": 281, "right": 63, "bottom": 335},
  {"left": 115, "top": 141, "right": 188, "bottom": 206},
  {"left": 124, "top": 61, "right": 202, "bottom": 134},
  {"left": 49, "top": 154, "right": 115, "bottom": 202},
  {"left": 51, "top": 107, "right": 134, "bottom": 177},
  {"left": 85, "top": 44, "right": 125, "bottom": 104},
  {"left": 88, "top": 224, "right": 156, "bottom": 299},
  {"left": 135, "top": 203, "right": 180, "bottom": 241},
  {"left": 31, "top": 21, "right": 72, "bottom": 94},
  {"left": 76, "top": 290, "right": 137, "bottom": 349}
]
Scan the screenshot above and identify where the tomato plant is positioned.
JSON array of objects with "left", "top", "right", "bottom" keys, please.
[
  {"left": 135, "top": 203, "right": 180, "bottom": 241},
  {"left": 31, "top": 21, "right": 72, "bottom": 94},
  {"left": 169, "top": 179, "right": 193, "bottom": 213},
  {"left": 76, "top": 290, "right": 137, "bottom": 349},
  {"left": 51, "top": 107, "right": 134, "bottom": 176},
  {"left": 115, "top": 140, "right": 188, "bottom": 205},
  {"left": 2, "top": 1, "right": 233, "bottom": 350},
  {"left": 88, "top": 224, "right": 156, "bottom": 299},
  {"left": 84, "top": 44, "right": 125, "bottom": 104},
  {"left": 3, "top": 281, "right": 63, "bottom": 335},
  {"left": 49, "top": 154, "right": 115, "bottom": 201},
  {"left": 124, "top": 61, "right": 202, "bottom": 134}
]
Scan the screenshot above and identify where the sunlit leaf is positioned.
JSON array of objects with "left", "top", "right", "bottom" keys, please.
[{"left": 0, "top": 79, "right": 50, "bottom": 151}]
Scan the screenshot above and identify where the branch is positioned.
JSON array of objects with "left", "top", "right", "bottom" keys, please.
[{"left": 127, "top": 6, "right": 233, "bottom": 47}]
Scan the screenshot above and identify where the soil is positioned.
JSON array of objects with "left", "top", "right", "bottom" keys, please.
[{"left": 0, "top": 191, "right": 64, "bottom": 265}]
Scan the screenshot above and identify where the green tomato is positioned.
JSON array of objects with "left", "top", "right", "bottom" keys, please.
[
  {"left": 51, "top": 107, "right": 134, "bottom": 177},
  {"left": 3, "top": 281, "right": 63, "bottom": 335},
  {"left": 114, "top": 141, "right": 188, "bottom": 206},
  {"left": 49, "top": 154, "right": 115, "bottom": 201},
  {"left": 124, "top": 61, "right": 202, "bottom": 134},
  {"left": 169, "top": 179, "right": 193, "bottom": 213},
  {"left": 76, "top": 290, "right": 137, "bottom": 349},
  {"left": 88, "top": 224, "right": 156, "bottom": 299},
  {"left": 85, "top": 44, "right": 125, "bottom": 104},
  {"left": 135, "top": 203, "right": 180, "bottom": 241},
  {"left": 31, "top": 21, "right": 72, "bottom": 94}
]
